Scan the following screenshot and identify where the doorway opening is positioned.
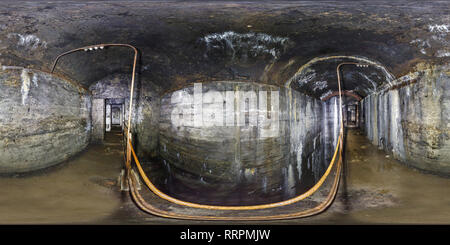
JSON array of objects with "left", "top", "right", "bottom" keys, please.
[
  {"left": 105, "top": 98, "right": 125, "bottom": 133},
  {"left": 344, "top": 100, "right": 359, "bottom": 128}
]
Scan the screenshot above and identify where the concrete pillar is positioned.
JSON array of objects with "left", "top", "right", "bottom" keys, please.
[
  {"left": 105, "top": 104, "right": 111, "bottom": 132},
  {"left": 92, "top": 99, "right": 105, "bottom": 143}
]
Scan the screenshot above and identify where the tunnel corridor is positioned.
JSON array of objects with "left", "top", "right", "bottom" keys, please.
[
  {"left": 0, "top": 0, "right": 449, "bottom": 225},
  {"left": 1, "top": 128, "right": 449, "bottom": 224}
]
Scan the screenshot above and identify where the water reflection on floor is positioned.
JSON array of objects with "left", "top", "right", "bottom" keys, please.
[
  {"left": 0, "top": 129, "right": 448, "bottom": 224},
  {"left": 143, "top": 156, "right": 319, "bottom": 206}
]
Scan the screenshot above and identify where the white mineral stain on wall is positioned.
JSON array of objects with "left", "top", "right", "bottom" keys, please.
[
  {"left": 296, "top": 142, "right": 303, "bottom": 179},
  {"left": 320, "top": 90, "right": 333, "bottom": 100},
  {"left": 332, "top": 97, "right": 338, "bottom": 148},
  {"left": 2, "top": 65, "right": 23, "bottom": 70},
  {"left": 436, "top": 50, "right": 450, "bottom": 57},
  {"left": 382, "top": 93, "right": 389, "bottom": 149},
  {"left": 20, "top": 69, "right": 31, "bottom": 105},
  {"left": 297, "top": 71, "right": 316, "bottom": 86},
  {"left": 312, "top": 80, "right": 328, "bottom": 92},
  {"left": 32, "top": 73, "right": 38, "bottom": 87},
  {"left": 428, "top": 24, "right": 450, "bottom": 33},
  {"left": 201, "top": 31, "right": 291, "bottom": 60},
  {"left": 360, "top": 73, "right": 378, "bottom": 93},
  {"left": 7, "top": 33, "right": 47, "bottom": 50},
  {"left": 410, "top": 39, "right": 430, "bottom": 54},
  {"left": 285, "top": 56, "right": 395, "bottom": 92},
  {"left": 409, "top": 24, "right": 449, "bottom": 57},
  {"left": 389, "top": 89, "right": 405, "bottom": 159}
]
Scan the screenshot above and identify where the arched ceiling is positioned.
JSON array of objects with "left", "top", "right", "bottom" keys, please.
[
  {"left": 287, "top": 56, "right": 395, "bottom": 100},
  {"left": 0, "top": 0, "right": 448, "bottom": 97}
]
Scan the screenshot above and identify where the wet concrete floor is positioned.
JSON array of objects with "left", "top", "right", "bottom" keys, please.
[{"left": 0, "top": 129, "right": 448, "bottom": 224}]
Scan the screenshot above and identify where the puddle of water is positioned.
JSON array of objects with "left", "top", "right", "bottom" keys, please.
[
  {"left": 145, "top": 155, "right": 324, "bottom": 206},
  {"left": 334, "top": 129, "right": 450, "bottom": 224},
  {"left": 0, "top": 128, "right": 448, "bottom": 224},
  {"left": 0, "top": 143, "right": 123, "bottom": 224}
]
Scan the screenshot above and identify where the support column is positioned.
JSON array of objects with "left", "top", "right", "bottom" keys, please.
[{"left": 92, "top": 99, "right": 105, "bottom": 143}]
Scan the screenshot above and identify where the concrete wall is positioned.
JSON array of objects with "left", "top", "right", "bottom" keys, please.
[
  {"left": 322, "top": 96, "right": 341, "bottom": 169},
  {"left": 361, "top": 64, "right": 450, "bottom": 175},
  {"left": 134, "top": 80, "right": 160, "bottom": 159},
  {"left": 159, "top": 81, "right": 335, "bottom": 199},
  {"left": 0, "top": 67, "right": 91, "bottom": 174},
  {"left": 286, "top": 87, "right": 333, "bottom": 197}
]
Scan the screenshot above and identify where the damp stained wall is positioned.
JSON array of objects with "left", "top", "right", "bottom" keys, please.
[
  {"left": 134, "top": 79, "right": 161, "bottom": 159},
  {"left": 0, "top": 67, "right": 91, "bottom": 173},
  {"left": 0, "top": 0, "right": 447, "bottom": 178},
  {"left": 361, "top": 64, "right": 450, "bottom": 175},
  {"left": 159, "top": 81, "right": 338, "bottom": 200}
]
